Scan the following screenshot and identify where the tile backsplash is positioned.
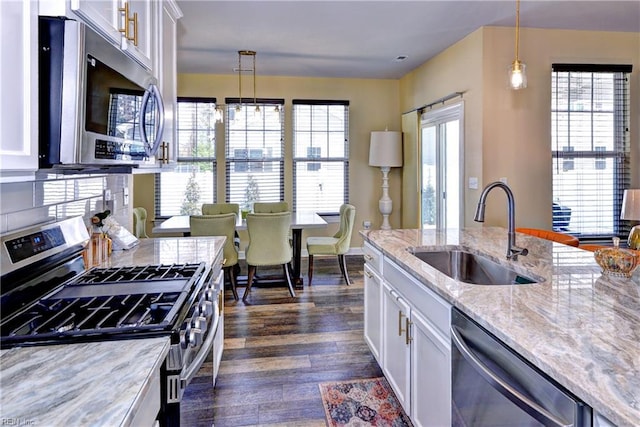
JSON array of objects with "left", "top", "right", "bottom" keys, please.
[{"left": 0, "top": 171, "right": 132, "bottom": 236}]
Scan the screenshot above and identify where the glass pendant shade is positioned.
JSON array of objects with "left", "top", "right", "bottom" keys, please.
[{"left": 509, "top": 60, "right": 527, "bottom": 90}]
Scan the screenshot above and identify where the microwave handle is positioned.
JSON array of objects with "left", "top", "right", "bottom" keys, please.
[{"left": 139, "top": 84, "right": 165, "bottom": 158}]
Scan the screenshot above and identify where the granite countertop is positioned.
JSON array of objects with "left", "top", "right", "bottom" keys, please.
[
  {"left": 0, "top": 237, "right": 225, "bottom": 426},
  {"left": 104, "top": 236, "right": 226, "bottom": 267},
  {"left": 0, "top": 338, "right": 169, "bottom": 426},
  {"left": 361, "top": 227, "right": 640, "bottom": 427}
]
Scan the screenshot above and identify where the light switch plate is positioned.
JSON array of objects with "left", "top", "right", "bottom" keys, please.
[{"left": 469, "top": 177, "right": 478, "bottom": 189}]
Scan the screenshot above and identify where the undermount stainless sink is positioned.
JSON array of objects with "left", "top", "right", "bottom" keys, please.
[{"left": 410, "top": 249, "right": 540, "bottom": 285}]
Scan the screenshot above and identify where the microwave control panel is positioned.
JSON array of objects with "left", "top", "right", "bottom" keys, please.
[{"left": 95, "top": 139, "right": 147, "bottom": 161}]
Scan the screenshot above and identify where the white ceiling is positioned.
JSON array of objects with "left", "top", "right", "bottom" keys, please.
[{"left": 176, "top": 1, "right": 640, "bottom": 79}]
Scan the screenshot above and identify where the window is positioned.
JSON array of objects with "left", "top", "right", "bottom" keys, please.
[
  {"left": 155, "top": 98, "right": 217, "bottom": 217},
  {"left": 292, "top": 100, "right": 349, "bottom": 212},
  {"left": 225, "top": 99, "right": 285, "bottom": 209},
  {"left": 551, "top": 64, "right": 631, "bottom": 237}
]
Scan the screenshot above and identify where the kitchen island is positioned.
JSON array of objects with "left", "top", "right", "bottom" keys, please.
[
  {"left": 362, "top": 227, "right": 639, "bottom": 427},
  {"left": 0, "top": 236, "right": 226, "bottom": 426},
  {"left": 1, "top": 338, "right": 170, "bottom": 426}
]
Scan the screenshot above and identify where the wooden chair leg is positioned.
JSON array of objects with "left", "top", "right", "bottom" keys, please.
[
  {"left": 226, "top": 266, "right": 239, "bottom": 301},
  {"left": 308, "top": 254, "right": 314, "bottom": 286},
  {"left": 338, "top": 254, "right": 351, "bottom": 285},
  {"left": 242, "top": 265, "right": 257, "bottom": 302},
  {"left": 283, "top": 263, "right": 296, "bottom": 297}
]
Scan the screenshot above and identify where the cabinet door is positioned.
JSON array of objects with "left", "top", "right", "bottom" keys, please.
[
  {"left": 0, "top": 0, "right": 38, "bottom": 175},
  {"left": 155, "top": 0, "right": 180, "bottom": 167},
  {"left": 120, "top": 0, "right": 154, "bottom": 70},
  {"left": 364, "top": 263, "right": 383, "bottom": 364},
  {"left": 410, "top": 309, "right": 451, "bottom": 427},
  {"left": 382, "top": 282, "right": 411, "bottom": 413},
  {"left": 71, "top": 0, "right": 120, "bottom": 43},
  {"left": 71, "top": 0, "right": 154, "bottom": 70}
]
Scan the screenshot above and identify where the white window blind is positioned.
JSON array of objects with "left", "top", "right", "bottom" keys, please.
[
  {"left": 292, "top": 100, "right": 349, "bottom": 213},
  {"left": 155, "top": 98, "right": 217, "bottom": 217},
  {"left": 551, "top": 64, "right": 631, "bottom": 238},
  {"left": 225, "top": 99, "right": 285, "bottom": 209}
]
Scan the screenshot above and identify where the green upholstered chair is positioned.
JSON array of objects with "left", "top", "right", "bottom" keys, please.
[
  {"left": 190, "top": 213, "right": 240, "bottom": 300},
  {"left": 243, "top": 211, "right": 295, "bottom": 301},
  {"left": 306, "top": 204, "right": 356, "bottom": 286},
  {"left": 201, "top": 203, "right": 241, "bottom": 262},
  {"left": 202, "top": 203, "right": 240, "bottom": 216},
  {"left": 132, "top": 207, "right": 150, "bottom": 238},
  {"left": 253, "top": 201, "right": 289, "bottom": 213}
]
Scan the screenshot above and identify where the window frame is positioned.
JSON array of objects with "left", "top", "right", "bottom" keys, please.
[
  {"left": 292, "top": 99, "right": 350, "bottom": 213},
  {"left": 154, "top": 97, "right": 218, "bottom": 219},
  {"left": 551, "top": 64, "right": 632, "bottom": 239},
  {"left": 224, "top": 98, "right": 285, "bottom": 208}
]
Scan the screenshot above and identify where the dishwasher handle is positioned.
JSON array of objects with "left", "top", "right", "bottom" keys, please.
[{"left": 451, "top": 324, "right": 572, "bottom": 427}]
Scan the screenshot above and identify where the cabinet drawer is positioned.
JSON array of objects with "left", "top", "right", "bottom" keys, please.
[
  {"left": 383, "top": 257, "right": 450, "bottom": 339},
  {"left": 363, "top": 241, "right": 383, "bottom": 274}
]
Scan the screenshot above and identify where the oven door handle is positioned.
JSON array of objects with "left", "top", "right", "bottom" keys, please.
[
  {"left": 180, "top": 304, "right": 219, "bottom": 384},
  {"left": 450, "top": 325, "right": 572, "bottom": 427}
]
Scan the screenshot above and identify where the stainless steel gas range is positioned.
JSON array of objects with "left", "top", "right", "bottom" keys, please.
[{"left": 0, "top": 216, "right": 224, "bottom": 426}]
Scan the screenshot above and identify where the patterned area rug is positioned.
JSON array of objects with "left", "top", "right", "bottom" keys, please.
[{"left": 319, "top": 377, "right": 413, "bottom": 426}]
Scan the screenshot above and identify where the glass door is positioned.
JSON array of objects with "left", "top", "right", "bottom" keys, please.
[{"left": 420, "top": 103, "right": 463, "bottom": 230}]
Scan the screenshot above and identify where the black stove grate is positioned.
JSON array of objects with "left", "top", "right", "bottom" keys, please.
[
  {"left": 2, "top": 291, "right": 181, "bottom": 338},
  {"left": 74, "top": 263, "right": 203, "bottom": 285}
]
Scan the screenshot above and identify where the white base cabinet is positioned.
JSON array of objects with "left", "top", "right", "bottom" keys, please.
[
  {"left": 364, "top": 246, "right": 452, "bottom": 427},
  {"left": 410, "top": 307, "right": 451, "bottom": 427},
  {"left": 382, "top": 281, "right": 412, "bottom": 412},
  {"left": 363, "top": 242, "right": 384, "bottom": 364}
]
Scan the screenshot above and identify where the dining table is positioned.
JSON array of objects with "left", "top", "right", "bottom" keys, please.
[{"left": 152, "top": 211, "right": 328, "bottom": 288}]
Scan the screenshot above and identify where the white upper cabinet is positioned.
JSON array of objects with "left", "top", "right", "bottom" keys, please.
[
  {"left": 0, "top": 0, "right": 39, "bottom": 179},
  {"left": 40, "top": 0, "right": 156, "bottom": 71},
  {"left": 154, "top": 1, "right": 182, "bottom": 167},
  {"left": 117, "top": 0, "right": 155, "bottom": 71}
]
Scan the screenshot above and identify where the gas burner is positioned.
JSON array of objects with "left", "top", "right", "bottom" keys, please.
[{"left": 73, "top": 263, "right": 203, "bottom": 285}]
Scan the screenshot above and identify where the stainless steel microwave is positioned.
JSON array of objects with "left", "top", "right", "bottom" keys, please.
[{"left": 38, "top": 17, "right": 164, "bottom": 170}]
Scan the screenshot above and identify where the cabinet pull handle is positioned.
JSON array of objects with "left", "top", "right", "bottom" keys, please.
[
  {"left": 118, "top": 2, "right": 130, "bottom": 39},
  {"left": 365, "top": 254, "right": 373, "bottom": 261},
  {"left": 405, "top": 318, "right": 413, "bottom": 345},
  {"left": 365, "top": 271, "right": 373, "bottom": 278},
  {"left": 131, "top": 11, "right": 138, "bottom": 46},
  {"left": 398, "top": 311, "right": 405, "bottom": 336},
  {"left": 160, "top": 141, "right": 169, "bottom": 164}
]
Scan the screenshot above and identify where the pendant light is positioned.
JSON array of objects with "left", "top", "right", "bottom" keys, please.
[
  {"left": 508, "top": 0, "right": 527, "bottom": 90},
  {"left": 236, "top": 50, "right": 260, "bottom": 115}
]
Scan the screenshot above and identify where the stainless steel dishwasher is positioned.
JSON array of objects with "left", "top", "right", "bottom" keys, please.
[{"left": 451, "top": 308, "right": 592, "bottom": 426}]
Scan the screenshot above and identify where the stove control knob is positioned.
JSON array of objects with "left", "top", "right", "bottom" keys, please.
[
  {"left": 198, "top": 300, "right": 213, "bottom": 317},
  {"left": 192, "top": 315, "right": 207, "bottom": 332},
  {"left": 188, "top": 327, "right": 203, "bottom": 348}
]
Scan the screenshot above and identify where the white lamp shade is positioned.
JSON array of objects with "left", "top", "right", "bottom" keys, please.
[
  {"left": 621, "top": 189, "right": 640, "bottom": 220},
  {"left": 369, "top": 131, "right": 403, "bottom": 167}
]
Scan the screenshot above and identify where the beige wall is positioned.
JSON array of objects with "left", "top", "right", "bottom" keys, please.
[
  {"left": 400, "top": 26, "right": 639, "bottom": 229},
  {"left": 136, "top": 74, "right": 401, "bottom": 248},
  {"left": 400, "top": 29, "right": 484, "bottom": 228}
]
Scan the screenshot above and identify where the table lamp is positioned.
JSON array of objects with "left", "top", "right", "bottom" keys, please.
[
  {"left": 621, "top": 189, "right": 640, "bottom": 250},
  {"left": 369, "top": 130, "right": 403, "bottom": 230}
]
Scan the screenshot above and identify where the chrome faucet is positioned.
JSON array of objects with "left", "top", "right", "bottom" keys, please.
[{"left": 474, "top": 181, "right": 528, "bottom": 260}]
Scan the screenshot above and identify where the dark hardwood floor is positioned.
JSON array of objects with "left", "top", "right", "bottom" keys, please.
[{"left": 181, "top": 255, "right": 383, "bottom": 427}]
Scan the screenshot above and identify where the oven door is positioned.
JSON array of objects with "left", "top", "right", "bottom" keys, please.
[{"left": 450, "top": 308, "right": 591, "bottom": 427}]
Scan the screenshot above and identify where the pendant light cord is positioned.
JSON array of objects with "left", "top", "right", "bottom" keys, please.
[{"left": 515, "top": 0, "right": 520, "bottom": 61}]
